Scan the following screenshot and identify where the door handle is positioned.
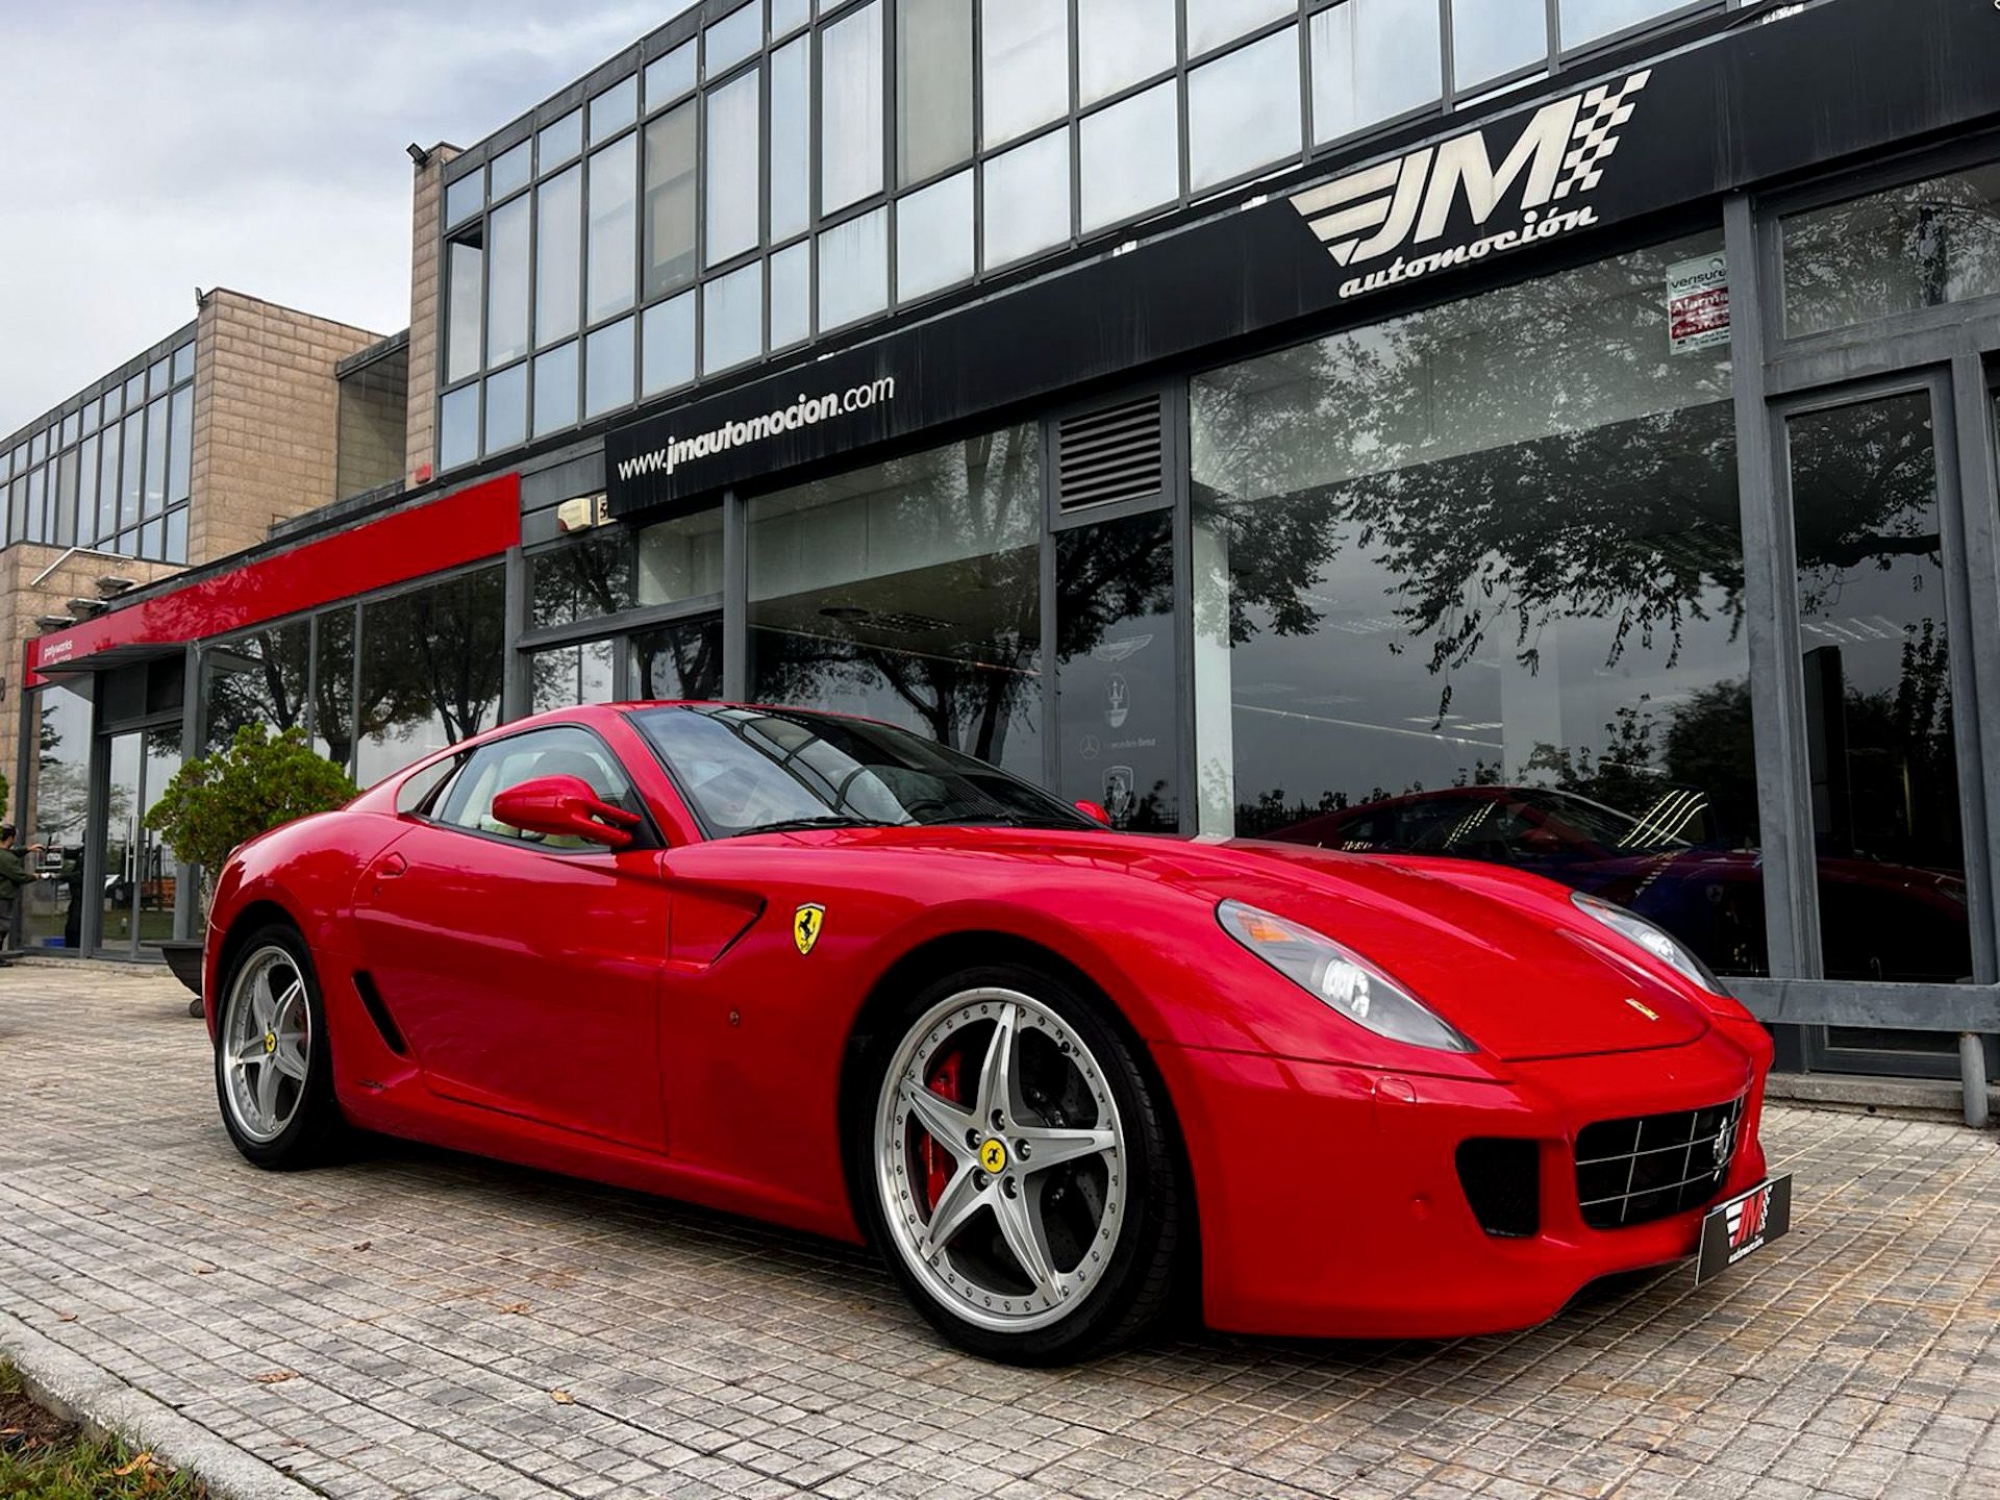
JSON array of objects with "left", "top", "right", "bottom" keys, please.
[{"left": 374, "top": 853, "right": 407, "bottom": 882}]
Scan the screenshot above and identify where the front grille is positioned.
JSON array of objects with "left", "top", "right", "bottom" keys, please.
[
  {"left": 1575, "top": 1097, "right": 1743, "bottom": 1230},
  {"left": 1456, "top": 1138, "right": 1540, "bottom": 1238}
]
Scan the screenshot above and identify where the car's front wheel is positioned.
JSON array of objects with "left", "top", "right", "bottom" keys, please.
[
  {"left": 860, "top": 964, "right": 1185, "bottom": 1364},
  {"left": 214, "top": 924, "right": 342, "bottom": 1168}
]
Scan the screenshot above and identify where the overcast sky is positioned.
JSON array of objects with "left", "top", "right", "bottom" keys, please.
[{"left": 0, "top": 0, "right": 685, "bottom": 438}]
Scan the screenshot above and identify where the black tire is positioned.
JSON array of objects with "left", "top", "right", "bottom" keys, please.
[
  {"left": 212, "top": 923, "right": 343, "bottom": 1169},
  {"left": 852, "top": 962, "right": 1186, "bottom": 1365}
]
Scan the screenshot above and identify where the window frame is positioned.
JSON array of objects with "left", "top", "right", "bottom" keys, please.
[{"left": 419, "top": 720, "right": 663, "bottom": 854}]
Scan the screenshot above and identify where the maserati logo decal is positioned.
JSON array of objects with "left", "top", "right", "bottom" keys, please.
[
  {"left": 793, "top": 903, "right": 825, "bottom": 956},
  {"left": 1290, "top": 70, "right": 1651, "bottom": 300}
]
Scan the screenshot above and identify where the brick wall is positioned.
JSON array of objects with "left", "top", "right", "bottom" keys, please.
[
  {"left": 404, "top": 145, "right": 460, "bottom": 487},
  {"left": 186, "top": 291, "right": 388, "bottom": 567},
  {"left": 1, "top": 546, "right": 182, "bottom": 830}
]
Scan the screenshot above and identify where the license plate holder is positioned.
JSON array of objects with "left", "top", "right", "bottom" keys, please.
[{"left": 1694, "top": 1173, "right": 1793, "bottom": 1286}]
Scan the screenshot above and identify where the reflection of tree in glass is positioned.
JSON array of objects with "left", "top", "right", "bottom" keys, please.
[
  {"left": 532, "top": 534, "right": 632, "bottom": 628},
  {"left": 358, "top": 568, "right": 507, "bottom": 750},
  {"left": 635, "top": 621, "right": 724, "bottom": 701},
  {"left": 203, "top": 626, "right": 309, "bottom": 752},
  {"left": 1783, "top": 171, "right": 2000, "bottom": 333},
  {"left": 755, "top": 432, "right": 1042, "bottom": 767}
]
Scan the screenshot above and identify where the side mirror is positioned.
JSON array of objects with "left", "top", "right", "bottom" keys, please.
[
  {"left": 490, "top": 775, "right": 642, "bottom": 850},
  {"left": 1074, "top": 799, "right": 1113, "bottom": 827}
]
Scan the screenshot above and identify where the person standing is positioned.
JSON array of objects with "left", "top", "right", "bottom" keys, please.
[{"left": 0, "top": 824, "right": 48, "bottom": 965}]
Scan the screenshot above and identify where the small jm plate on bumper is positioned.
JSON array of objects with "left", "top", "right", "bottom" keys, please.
[{"left": 1694, "top": 1174, "right": 1793, "bottom": 1286}]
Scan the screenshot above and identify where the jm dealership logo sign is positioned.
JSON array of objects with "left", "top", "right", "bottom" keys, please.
[{"left": 1291, "top": 70, "right": 1651, "bottom": 300}]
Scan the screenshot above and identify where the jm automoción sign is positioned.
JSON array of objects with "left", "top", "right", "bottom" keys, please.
[{"left": 1291, "top": 71, "right": 1652, "bottom": 301}]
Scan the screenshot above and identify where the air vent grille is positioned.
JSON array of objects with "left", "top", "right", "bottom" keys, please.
[{"left": 1056, "top": 396, "right": 1164, "bottom": 512}]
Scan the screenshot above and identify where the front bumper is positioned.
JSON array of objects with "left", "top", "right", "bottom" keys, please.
[{"left": 1155, "top": 1018, "right": 1772, "bottom": 1339}]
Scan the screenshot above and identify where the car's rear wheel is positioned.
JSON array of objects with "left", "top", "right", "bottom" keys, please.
[
  {"left": 214, "top": 924, "right": 341, "bottom": 1168},
  {"left": 860, "top": 964, "right": 1183, "bottom": 1364}
]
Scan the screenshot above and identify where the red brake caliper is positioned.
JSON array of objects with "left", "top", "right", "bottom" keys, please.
[{"left": 921, "top": 1051, "right": 965, "bottom": 1213}]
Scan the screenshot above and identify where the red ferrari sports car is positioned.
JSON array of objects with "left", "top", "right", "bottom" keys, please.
[{"left": 203, "top": 702, "right": 1777, "bottom": 1363}]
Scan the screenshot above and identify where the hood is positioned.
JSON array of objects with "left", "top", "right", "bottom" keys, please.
[{"left": 802, "top": 825, "right": 1712, "bottom": 1062}]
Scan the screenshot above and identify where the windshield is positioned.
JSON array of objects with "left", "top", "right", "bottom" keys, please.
[{"left": 629, "top": 705, "right": 1096, "bottom": 838}]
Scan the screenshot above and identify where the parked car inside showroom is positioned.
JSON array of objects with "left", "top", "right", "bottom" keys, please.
[{"left": 200, "top": 702, "right": 1780, "bottom": 1363}]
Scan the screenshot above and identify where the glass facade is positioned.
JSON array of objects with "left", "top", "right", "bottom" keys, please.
[
  {"left": 1190, "top": 231, "right": 1760, "bottom": 976},
  {"left": 434, "top": 0, "right": 1741, "bottom": 472},
  {"left": 3, "top": 331, "right": 196, "bottom": 560}
]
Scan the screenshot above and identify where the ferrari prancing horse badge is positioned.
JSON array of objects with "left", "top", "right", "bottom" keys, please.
[{"left": 793, "top": 903, "right": 826, "bottom": 956}]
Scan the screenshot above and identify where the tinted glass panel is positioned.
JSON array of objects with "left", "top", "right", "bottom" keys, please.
[
  {"left": 703, "top": 261, "right": 764, "bottom": 373},
  {"left": 587, "top": 135, "right": 638, "bottom": 323},
  {"left": 706, "top": 70, "right": 761, "bottom": 265},
  {"left": 1079, "top": 0, "right": 1175, "bottom": 106},
  {"left": 1192, "top": 0, "right": 1294, "bottom": 52},
  {"left": 1056, "top": 510, "right": 1178, "bottom": 832},
  {"left": 984, "top": 128, "right": 1071, "bottom": 269},
  {"left": 645, "top": 42, "right": 696, "bottom": 108},
  {"left": 204, "top": 623, "right": 310, "bottom": 752},
  {"left": 356, "top": 566, "right": 506, "bottom": 786},
  {"left": 172, "top": 342, "right": 195, "bottom": 384},
  {"left": 1187, "top": 27, "right": 1300, "bottom": 191},
  {"left": 96, "top": 426, "right": 120, "bottom": 536},
  {"left": 1787, "top": 393, "right": 1970, "bottom": 987},
  {"left": 118, "top": 411, "right": 143, "bottom": 529},
  {"left": 770, "top": 241, "right": 812, "bottom": 347},
  {"left": 539, "top": 107, "right": 583, "bottom": 168},
  {"left": 533, "top": 341, "right": 580, "bottom": 436},
  {"left": 315, "top": 609, "right": 356, "bottom": 768},
  {"left": 639, "top": 508, "right": 725, "bottom": 604},
  {"left": 1081, "top": 82, "right": 1179, "bottom": 233},
  {"left": 485, "top": 362, "right": 528, "bottom": 452},
  {"left": 141, "top": 397, "right": 168, "bottom": 517},
  {"left": 1189, "top": 232, "right": 1761, "bottom": 974},
  {"left": 821, "top": 2, "right": 885, "bottom": 212},
  {"left": 1782, "top": 165, "right": 2000, "bottom": 338},
  {"left": 1452, "top": 0, "right": 1547, "bottom": 88},
  {"left": 536, "top": 165, "right": 582, "bottom": 346},
  {"left": 819, "top": 208, "right": 888, "bottom": 329},
  {"left": 897, "top": 0, "right": 973, "bottom": 186},
  {"left": 446, "top": 236, "right": 484, "bottom": 384},
  {"left": 771, "top": 0, "right": 810, "bottom": 38},
  {"left": 24, "top": 685, "right": 92, "bottom": 950},
  {"left": 166, "top": 387, "right": 192, "bottom": 503},
  {"left": 489, "top": 139, "right": 531, "bottom": 198},
  {"left": 770, "top": 37, "right": 812, "bottom": 239},
  {"left": 589, "top": 75, "right": 638, "bottom": 142},
  {"left": 1560, "top": 0, "right": 1684, "bottom": 47},
  {"left": 642, "top": 293, "right": 697, "bottom": 395},
  {"left": 705, "top": 4, "right": 762, "bottom": 76},
  {"left": 444, "top": 171, "right": 481, "bottom": 227},
  {"left": 532, "top": 641, "right": 618, "bottom": 714},
  {"left": 981, "top": 0, "right": 1067, "bottom": 147},
  {"left": 486, "top": 194, "right": 531, "bottom": 365},
  {"left": 632, "top": 617, "right": 726, "bottom": 700},
  {"left": 531, "top": 532, "right": 635, "bottom": 629},
  {"left": 748, "top": 426, "right": 1044, "bottom": 781},
  {"left": 439, "top": 384, "right": 479, "bottom": 470},
  {"left": 643, "top": 104, "right": 699, "bottom": 299},
  {"left": 585, "top": 316, "right": 636, "bottom": 417},
  {"left": 896, "top": 168, "right": 974, "bottom": 301},
  {"left": 1311, "top": 0, "right": 1442, "bottom": 143}
]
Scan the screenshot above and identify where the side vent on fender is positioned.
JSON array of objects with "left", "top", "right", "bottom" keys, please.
[{"left": 352, "top": 971, "right": 409, "bottom": 1056}]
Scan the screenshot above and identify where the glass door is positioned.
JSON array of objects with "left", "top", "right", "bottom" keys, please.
[
  {"left": 1777, "top": 379, "right": 1995, "bottom": 1074},
  {"left": 92, "top": 725, "right": 184, "bottom": 960}
]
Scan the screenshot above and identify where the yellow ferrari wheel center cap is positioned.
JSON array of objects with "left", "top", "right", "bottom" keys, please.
[
  {"left": 979, "top": 1138, "right": 1008, "bottom": 1175},
  {"left": 263, "top": 1032, "right": 277, "bottom": 1055}
]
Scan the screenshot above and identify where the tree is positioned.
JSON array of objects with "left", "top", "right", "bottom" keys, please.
[{"left": 144, "top": 726, "right": 358, "bottom": 913}]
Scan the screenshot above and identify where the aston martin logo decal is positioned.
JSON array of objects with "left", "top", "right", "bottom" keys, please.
[{"left": 793, "top": 903, "right": 826, "bottom": 956}]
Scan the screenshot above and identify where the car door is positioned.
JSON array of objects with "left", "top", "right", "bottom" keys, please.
[{"left": 350, "top": 723, "right": 672, "bottom": 1150}]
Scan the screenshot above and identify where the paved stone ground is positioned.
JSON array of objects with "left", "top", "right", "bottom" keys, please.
[{"left": 2, "top": 963, "right": 1996, "bottom": 1500}]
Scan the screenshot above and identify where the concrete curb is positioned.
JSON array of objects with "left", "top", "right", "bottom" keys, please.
[{"left": 0, "top": 1312, "right": 319, "bottom": 1500}]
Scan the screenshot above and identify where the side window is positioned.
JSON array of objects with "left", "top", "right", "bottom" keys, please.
[
  {"left": 396, "top": 754, "right": 465, "bottom": 815},
  {"left": 434, "top": 726, "right": 636, "bottom": 845}
]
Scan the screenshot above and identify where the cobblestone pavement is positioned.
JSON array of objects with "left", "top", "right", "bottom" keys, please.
[{"left": 2, "top": 963, "right": 1996, "bottom": 1500}]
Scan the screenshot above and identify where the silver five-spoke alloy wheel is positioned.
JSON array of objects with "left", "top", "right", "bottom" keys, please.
[
  {"left": 874, "top": 987, "right": 1127, "bottom": 1333},
  {"left": 221, "top": 944, "right": 313, "bottom": 1144}
]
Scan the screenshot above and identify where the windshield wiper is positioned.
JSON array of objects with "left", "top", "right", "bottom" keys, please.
[{"left": 738, "top": 815, "right": 879, "bottom": 835}]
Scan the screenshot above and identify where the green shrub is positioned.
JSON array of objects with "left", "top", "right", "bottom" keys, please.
[{"left": 143, "top": 726, "right": 357, "bottom": 902}]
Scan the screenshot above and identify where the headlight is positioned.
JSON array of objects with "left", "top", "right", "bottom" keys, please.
[
  {"left": 1571, "top": 891, "right": 1724, "bottom": 995},
  {"left": 1217, "top": 899, "right": 1474, "bottom": 1053}
]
